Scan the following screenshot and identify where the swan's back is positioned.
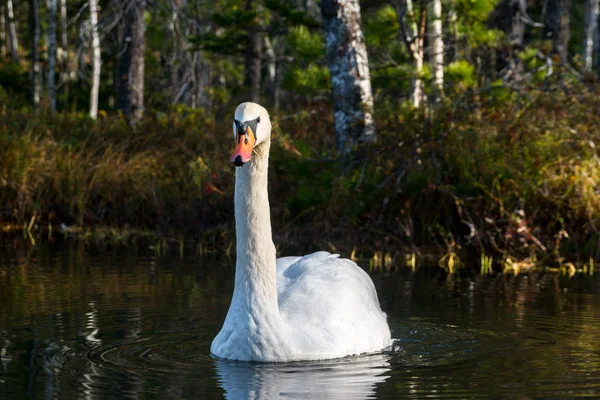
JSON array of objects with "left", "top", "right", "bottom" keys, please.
[{"left": 276, "top": 252, "right": 392, "bottom": 359}]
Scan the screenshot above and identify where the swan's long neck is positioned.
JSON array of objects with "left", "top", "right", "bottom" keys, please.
[{"left": 232, "top": 142, "right": 278, "bottom": 313}]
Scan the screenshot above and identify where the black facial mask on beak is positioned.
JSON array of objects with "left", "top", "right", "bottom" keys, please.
[{"left": 234, "top": 117, "right": 260, "bottom": 142}]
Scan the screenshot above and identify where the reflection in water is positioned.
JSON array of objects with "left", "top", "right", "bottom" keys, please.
[
  {"left": 85, "top": 301, "right": 101, "bottom": 345},
  {"left": 0, "top": 240, "right": 599, "bottom": 399},
  {"left": 216, "top": 354, "right": 391, "bottom": 400}
]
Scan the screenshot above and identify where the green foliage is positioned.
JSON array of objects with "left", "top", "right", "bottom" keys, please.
[
  {"left": 287, "top": 26, "right": 325, "bottom": 61},
  {"left": 364, "top": 5, "right": 399, "bottom": 48},
  {"left": 488, "top": 79, "right": 516, "bottom": 106},
  {"left": 445, "top": 60, "right": 476, "bottom": 90},
  {"left": 454, "top": 0, "right": 503, "bottom": 46},
  {"left": 283, "top": 64, "right": 330, "bottom": 94},
  {"left": 0, "top": 62, "right": 29, "bottom": 107},
  {"left": 519, "top": 48, "right": 550, "bottom": 82},
  {"left": 371, "top": 65, "right": 412, "bottom": 92},
  {"left": 265, "top": 0, "right": 321, "bottom": 29}
]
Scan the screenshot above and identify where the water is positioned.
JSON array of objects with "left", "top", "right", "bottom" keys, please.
[{"left": 1, "top": 240, "right": 600, "bottom": 399}]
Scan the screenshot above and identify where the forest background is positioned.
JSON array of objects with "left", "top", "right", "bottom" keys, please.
[{"left": 1, "top": 0, "right": 600, "bottom": 272}]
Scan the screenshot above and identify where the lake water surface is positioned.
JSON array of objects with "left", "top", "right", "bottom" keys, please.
[{"left": 1, "top": 240, "right": 599, "bottom": 399}]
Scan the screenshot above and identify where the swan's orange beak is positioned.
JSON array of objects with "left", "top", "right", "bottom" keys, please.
[{"left": 231, "top": 126, "right": 256, "bottom": 167}]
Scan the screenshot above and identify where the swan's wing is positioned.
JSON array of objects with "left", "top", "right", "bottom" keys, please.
[
  {"left": 276, "top": 255, "right": 302, "bottom": 291},
  {"left": 277, "top": 252, "right": 391, "bottom": 356}
]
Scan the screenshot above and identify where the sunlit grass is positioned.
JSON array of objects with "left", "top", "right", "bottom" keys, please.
[
  {"left": 480, "top": 252, "right": 493, "bottom": 275},
  {"left": 439, "top": 251, "right": 461, "bottom": 274}
]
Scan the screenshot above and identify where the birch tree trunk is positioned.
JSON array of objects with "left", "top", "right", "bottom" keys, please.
[
  {"left": 429, "top": 0, "right": 444, "bottom": 98},
  {"left": 264, "top": 35, "right": 279, "bottom": 109},
  {"left": 395, "top": 0, "right": 424, "bottom": 108},
  {"left": 59, "top": 0, "right": 67, "bottom": 86},
  {"left": 89, "top": 0, "right": 100, "bottom": 119},
  {"left": 321, "top": 0, "right": 376, "bottom": 151},
  {"left": 1, "top": 5, "right": 6, "bottom": 57},
  {"left": 59, "top": 0, "right": 66, "bottom": 51},
  {"left": 29, "top": 0, "right": 41, "bottom": 108},
  {"left": 594, "top": 18, "right": 600, "bottom": 72},
  {"left": 47, "top": 0, "right": 57, "bottom": 111},
  {"left": 6, "top": 0, "right": 18, "bottom": 61},
  {"left": 582, "top": 0, "right": 599, "bottom": 71},
  {"left": 117, "top": 0, "right": 146, "bottom": 126}
]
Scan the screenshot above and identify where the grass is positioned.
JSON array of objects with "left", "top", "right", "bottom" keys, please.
[{"left": 1, "top": 84, "right": 600, "bottom": 272}]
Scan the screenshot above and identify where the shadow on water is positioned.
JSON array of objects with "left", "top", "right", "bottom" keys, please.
[{"left": 1, "top": 238, "right": 600, "bottom": 398}]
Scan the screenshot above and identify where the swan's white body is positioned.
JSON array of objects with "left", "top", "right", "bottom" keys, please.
[{"left": 211, "top": 103, "right": 392, "bottom": 362}]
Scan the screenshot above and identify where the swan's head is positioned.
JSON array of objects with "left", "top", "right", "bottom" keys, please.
[{"left": 230, "top": 102, "right": 272, "bottom": 167}]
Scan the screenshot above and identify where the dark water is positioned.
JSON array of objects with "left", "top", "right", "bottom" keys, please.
[{"left": 1, "top": 241, "right": 600, "bottom": 399}]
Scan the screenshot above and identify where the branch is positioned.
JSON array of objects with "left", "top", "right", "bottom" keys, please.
[
  {"left": 517, "top": 0, "right": 543, "bottom": 28},
  {"left": 393, "top": 2, "right": 414, "bottom": 55}
]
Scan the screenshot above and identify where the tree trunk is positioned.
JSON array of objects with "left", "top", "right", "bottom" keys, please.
[
  {"left": 488, "top": 0, "right": 529, "bottom": 79},
  {"left": 583, "top": 0, "right": 599, "bottom": 71},
  {"left": 29, "top": 0, "right": 41, "bottom": 108},
  {"left": 194, "top": 0, "right": 211, "bottom": 111},
  {"left": 429, "top": 0, "right": 444, "bottom": 98},
  {"left": 489, "top": 0, "right": 524, "bottom": 48},
  {"left": 117, "top": 0, "right": 146, "bottom": 126},
  {"left": 264, "top": 35, "right": 279, "bottom": 108},
  {"left": 395, "top": 0, "right": 425, "bottom": 108},
  {"left": 243, "top": 0, "right": 262, "bottom": 103},
  {"left": 321, "top": 0, "right": 376, "bottom": 151},
  {"left": 594, "top": 16, "right": 600, "bottom": 72},
  {"left": 1, "top": 5, "right": 6, "bottom": 58},
  {"left": 47, "top": 0, "right": 57, "bottom": 111},
  {"left": 59, "top": 0, "right": 67, "bottom": 88},
  {"left": 89, "top": 0, "right": 100, "bottom": 119},
  {"left": 195, "top": 55, "right": 212, "bottom": 111},
  {"left": 302, "top": 0, "right": 321, "bottom": 22},
  {"left": 546, "top": 0, "right": 571, "bottom": 63},
  {"left": 6, "top": 0, "right": 18, "bottom": 61},
  {"left": 59, "top": 0, "right": 66, "bottom": 51}
]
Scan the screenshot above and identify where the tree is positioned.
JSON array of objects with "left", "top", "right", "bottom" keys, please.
[
  {"left": 429, "top": 0, "right": 443, "bottom": 99},
  {"left": 89, "top": 0, "right": 100, "bottom": 119},
  {"left": 117, "top": 0, "right": 146, "bottom": 126},
  {"left": 1, "top": 5, "right": 6, "bottom": 57},
  {"left": 583, "top": 0, "right": 599, "bottom": 71},
  {"left": 489, "top": 0, "right": 543, "bottom": 77},
  {"left": 60, "top": 0, "right": 67, "bottom": 52},
  {"left": 489, "top": 0, "right": 524, "bottom": 49},
  {"left": 29, "top": 0, "right": 41, "bottom": 108},
  {"left": 595, "top": 17, "right": 600, "bottom": 72},
  {"left": 244, "top": 0, "right": 262, "bottom": 103},
  {"left": 395, "top": 0, "right": 425, "bottom": 108},
  {"left": 321, "top": 0, "right": 376, "bottom": 151},
  {"left": 59, "top": 0, "right": 68, "bottom": 86},
  {"left": 6, "top": 0, "right": 18, "bottom": 62},
  {"left": 264, "top": 35, "right": 280, "bottom": 109},
  {"left": 546, "top": 0, "right": 571, "bottom": 63},
  {"left": 48, "top": 0, "right": 58, "bottom": 111}
]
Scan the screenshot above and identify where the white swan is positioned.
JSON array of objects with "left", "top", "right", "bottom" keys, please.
[{"left": 211, "top": 102, "right": 392, "bottom": 362}]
